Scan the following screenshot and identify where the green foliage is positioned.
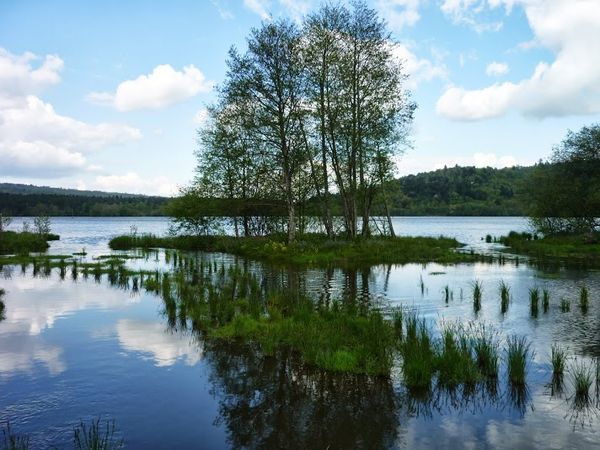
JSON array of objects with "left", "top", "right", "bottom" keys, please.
[
  {"left": 560, "top": 298, "right": 571, "bottom": 312},
  {"left": 385, "top": 165, "right": 531, "bottom": 216},
  {"left": 0, "top": 231, "right": 56, "bottom": 255},
  {"left": 526, "top": 123, "right": 600, "bottom": 235},
  {"left": 529, "top": 288, "right": 539, "bottom": 317},
  {"left": 570, "top": 361, "right": 594, "bottom": 403},
  {"left": 500, "top": 231, "right": 600, "bottom": 267}
]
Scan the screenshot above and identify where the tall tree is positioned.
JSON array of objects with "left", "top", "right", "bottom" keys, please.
[{"left": 223, "top": 19, "right": 307, "bottom": 243}]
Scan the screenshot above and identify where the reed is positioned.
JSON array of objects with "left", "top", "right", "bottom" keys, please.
[
  {"left": 542, "top": 289, "right": 550, "bottom": 313},
  {"left": 579, "top": 286, "right": 589, "bottom": 312},
  {"left": 499, "top": 280, "right": 510, "bottom": 313},
  {"left": 570, "top": 361, "right": 593, "bottom": 403},
  {"left": 506, "top": 335, "right": 531, "bottom": 386},
  {"left": 560, "top": 298, "right": 571, "bottom": 312},
  {"left": 73, "top": 418, "right": 124, "bottom": 450},
  {"left": 529, "top": 288, "right": 539, "bottom": 317},
  {"left": 1, "top": 422, "right": 29, "bottom": 450},
  {"left": 550, "top": 344, "right": 566, "bottom": 377},
  {"left": 472, "top": 280, "right": 483, "bottom": 312}
]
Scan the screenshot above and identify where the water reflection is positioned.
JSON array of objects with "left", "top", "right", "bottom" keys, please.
[{"left": 116, "top": 319, "right": 202, "bottom": 367}]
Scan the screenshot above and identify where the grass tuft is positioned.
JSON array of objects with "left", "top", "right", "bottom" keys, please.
[
  {"left": 506, "top": 335, "right": 531, "bottom": 386},
  {"left": 550, "top": 344, "right": 566, "bottom": 377},
  {"left": 579, "top": 286, "right": 589, "bottom": 313},
  {"left": 529, "top": 288, "right": 539, "bottom": 317},
  {"left": 472, "top": 280, "right": 483, "bottom": 312},
  {"left": 499, "top": 280, "right": 510, "bottom": 314},
  {"left": 73, "top": 418, "right": 124, "bottom": 450}
]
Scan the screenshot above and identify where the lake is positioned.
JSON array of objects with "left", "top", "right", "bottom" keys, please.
[{"left": 2, "top": 217, "right": 600, "bottom": 449}]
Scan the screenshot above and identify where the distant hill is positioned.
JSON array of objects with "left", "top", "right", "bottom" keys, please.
[
  {"left": 0, "top": 165, "right": 533, "bottom": 217},
  {"left": 385, "top": 165, "right": 532, "bottom": 216},
  {"left": 0, "top": 183, "right": 169, "bottom": 216},
  {"left": 0, "top": 183, "right": 152, "bottom": 198}
]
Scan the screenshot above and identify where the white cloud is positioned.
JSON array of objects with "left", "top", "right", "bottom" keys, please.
[
  {"left": 486, "top": 61, "right": 509, "bottom": 76},
  {"left": 441, "top": 0, "right": 505, "bottom": 32},
  {"left": 92, "top": 172, "right": 177, "bottom": 196},
  {"left": 243, "top": 0, "right": 270, "bottom": 19},
  {"left": 437, "top": 0, "right": 600, "bottom": 120},
  {"left": 88, "top": 64, "right": 212, "bottom": 111},
  {"left": 376, "top": 0, "right": 421, "bottom": 30},
  {"left": 0, "top": 48, "right": 141, "bottom": 178},
  {"left": 0, "top": 48, "right": 63, "bottom": 102},
  {"left": 392, "top": 43, "right": 447, "bottom": 89}
]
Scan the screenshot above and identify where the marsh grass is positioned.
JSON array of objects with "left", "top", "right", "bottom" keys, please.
[
  {"left": 472, "top": 281, "right": 483, "bottom": 312},
  {"left": 529, "top": 288, "right": 539, "bottom": 317},
  {"left": 542, "top": 289, "right": 550, "bottom": 313},
  {"left": 506, "top": 335, "right": 531, "bottom": 386},
  {"left": 1, "top": 422, "right": 29, "bottom": 450},
  {"left": 73, "top": 418, "right": 124, "bottom": 450},
  {"left": 560, "top": 297, "right": 571, "bottom": 312},
  {"left": 419, "top": 275, "right": 425, "bottom": 295},
  {"left": 579, "top": 286, "right": 589, "bottom": 313},
  {"left": 570, "top": 361, "right": 594, "bottom": 404},
  {"left": 472, "top": 325, "right": 499, "bottom": 379},
  {"left": 551, "top": 344, "right": 567, "bottom": 377},
  {"left": 499, "top": 280, "right": 510, "bottom": 314}
]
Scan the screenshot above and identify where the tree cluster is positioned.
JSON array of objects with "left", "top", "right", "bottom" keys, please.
[
  {"left": 527, "top": 123, "right": 600, "bottom": 235},
  {"left": 178, "top": 1, "right": 415, "bottom": 242}
]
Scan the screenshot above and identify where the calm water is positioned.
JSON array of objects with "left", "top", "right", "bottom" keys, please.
[{"left": 2, "top": 217, "right": 600, "bottom": 449}]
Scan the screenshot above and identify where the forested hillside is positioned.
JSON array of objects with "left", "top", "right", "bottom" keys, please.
[
  {"left": 0, "top": 165, "right": 532, "bottom": 217},
  {"left": 0, "top": 184, "right": 168, "bottom": 216},
  {"left": 385, "top": 165, "right": 532, "bottom": 216}
]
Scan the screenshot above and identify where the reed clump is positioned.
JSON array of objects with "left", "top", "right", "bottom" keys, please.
[
  {"left": 506, "top": 335, "right": 531, "bottom": 386},
  {"left": 570, "top": 361, "right": 593, "bottom": 404},
  {"left": 542, "top": 289, "right": 550, "bottom": 313},
  {"left": 550, "top": 344, "right": 566, "bottom": 378},
  {"left": 499, "top": 280, "right": 510, "bottom": 313},
  {"left": 560, "top": 298, "right": 571, "bottom": 312},
  {"left": 529, "top": 288, "right": 539, "bottom": 317},
  {"left": 73, "top": 418, "right": 124, "bottom": 450},
  {"left": 579, "top": 286, "right": 589, "bottom": 313},
  {"left": 472, "top": 281, "right": 483, "bottom": 312}
]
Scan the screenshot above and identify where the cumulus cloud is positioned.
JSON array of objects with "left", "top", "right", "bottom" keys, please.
[
  {"left": 486, "top": 61, "right": 509, "bottom": 76},
  {"left": 87, "top": 64, "right": 212, "bottom": 111},
  {"left": 92, "top": 172, "right": 177, "bottom": 196},
  {"left": 0, "top": 48, "right": 63, "bottom": 102},
  {"left": 376, "top": 0, "right": 421, "bottom": 30},
  {"left": 392, "top": 43, "right": 447, "bottom": 89},
  {"left": 0, "top": 48, "right": 141, "bottom": 178},
  {"left": 437, "top": 0, "right": 600, "bottom": 120}
]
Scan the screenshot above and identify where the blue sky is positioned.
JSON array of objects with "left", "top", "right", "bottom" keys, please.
[{"left": 1, "top": 0, "right": 599, "bottom": 195}]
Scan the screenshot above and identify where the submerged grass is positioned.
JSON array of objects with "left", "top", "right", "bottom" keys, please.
[{"left": 1, "top": 422, "right": 29, "bottom": 450}]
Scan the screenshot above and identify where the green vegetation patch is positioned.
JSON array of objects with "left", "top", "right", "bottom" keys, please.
[
  {"left": 109, "top": 233, "right": 474, "bottom": 267},
  {"left": 0, "top": 231, "right": 59, "bottom": 255},
  {"left": 500, "top": 231, "right": 600, "bottom": 267}
]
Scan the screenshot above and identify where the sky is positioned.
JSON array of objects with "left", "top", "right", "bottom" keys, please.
[{"left": 0, "top": 0, "right": 599, "bottom": 196}]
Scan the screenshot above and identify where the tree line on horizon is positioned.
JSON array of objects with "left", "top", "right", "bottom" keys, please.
[{"left": 171, "top": 1, "right": 416, "bottom": 242}]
